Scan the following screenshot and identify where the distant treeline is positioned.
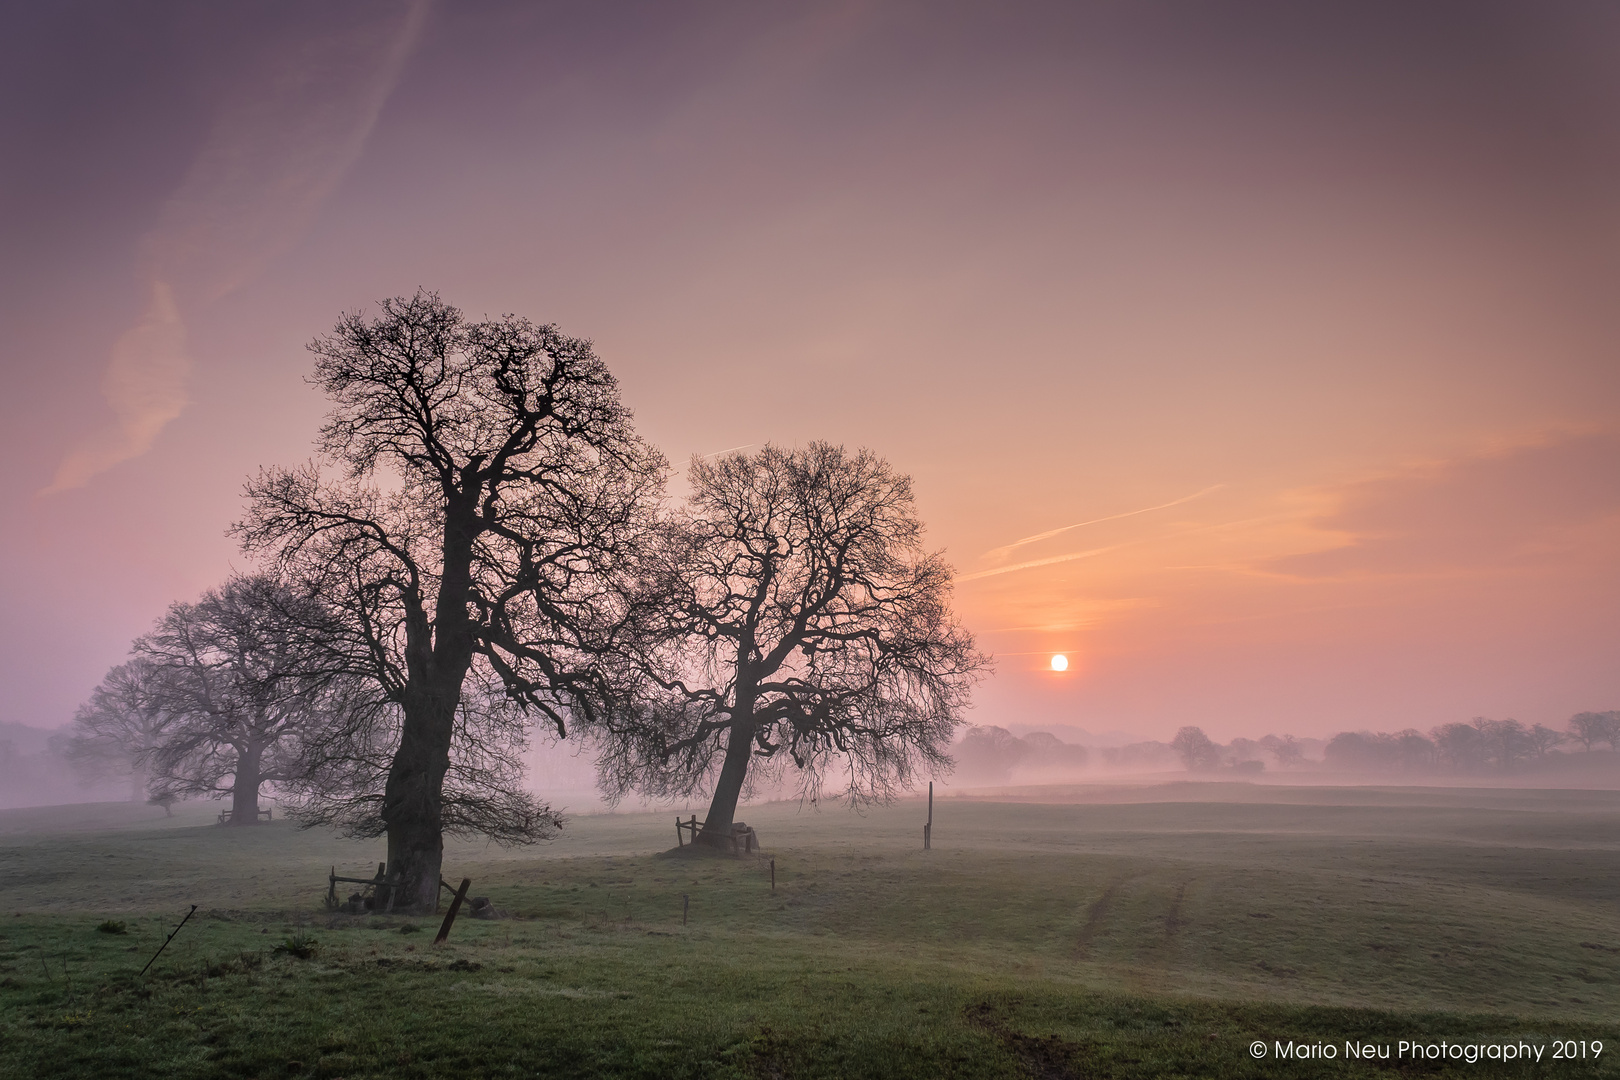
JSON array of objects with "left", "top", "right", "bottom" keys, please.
[
  {"left": 948, "top": 712, "right": 1620, "bottom": 784},
  {"left": 1321, "top": 712, "right": 1620, "bottom": 774}
]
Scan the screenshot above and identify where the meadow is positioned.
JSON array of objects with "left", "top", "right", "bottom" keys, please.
[{"left": 1, "top": 782, "right": 1616, "bottom": 1078}]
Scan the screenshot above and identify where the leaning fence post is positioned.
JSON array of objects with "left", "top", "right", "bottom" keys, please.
[
  {"left": 682, "top": 893, "right": 689, "bottom": 926},
  {"left": 434, "top": 878, "right": 472, "bottom": 944}
]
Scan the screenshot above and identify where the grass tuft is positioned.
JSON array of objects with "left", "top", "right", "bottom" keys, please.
[{"left": 272, "top": 932, "right": 319, "bottom": 959}]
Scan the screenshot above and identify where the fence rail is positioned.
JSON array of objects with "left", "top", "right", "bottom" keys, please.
[{"left": 674, "top": 815, "right": 758, "bottom": 853}]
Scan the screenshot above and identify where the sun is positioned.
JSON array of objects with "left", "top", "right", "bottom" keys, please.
[{"left": 1050, "top": 654, "right": 1068, "bottom": 672}]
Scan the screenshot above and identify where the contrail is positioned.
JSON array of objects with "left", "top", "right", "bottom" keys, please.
[
  {"left": 41, "top": 0, "right": 432, "bottom": 495},
  {"left": 957, "top": 545, "right": 1122, "bottom": 582},
  {"left": 699, "top": 444, "right": 755, "bottom": 459},
  {"left": 980, "top": 484, "right": 1224, "bottom": 562}
]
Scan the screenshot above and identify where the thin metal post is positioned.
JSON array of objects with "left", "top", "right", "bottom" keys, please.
[{"left": 140, "top": 905, "right": 197, "bottom": 977}]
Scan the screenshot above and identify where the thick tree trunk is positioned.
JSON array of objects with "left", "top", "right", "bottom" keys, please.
[
  {"left": 381, "top": 498, "right": 477, "bottom": 913},
  {"left": 228, "top": 742, "right": 263, "bottom": 825},
  {"left": 700, "top": 716, "right": 755, "bottom": 846},
  {"left": 381, "top": 686, "right": 458, "bottom": 913}
]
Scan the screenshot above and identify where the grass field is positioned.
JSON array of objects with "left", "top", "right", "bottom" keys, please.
[{"left": 1, "top": 782, "right": 1617, "bottom": 1078}]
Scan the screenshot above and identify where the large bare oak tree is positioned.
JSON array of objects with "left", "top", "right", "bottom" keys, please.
[
  {"left": 598, "top": 444, "right": 987, "bottom": 845},
  {"left": 236, "top": 292, "right": 663, "bottom": 911}
]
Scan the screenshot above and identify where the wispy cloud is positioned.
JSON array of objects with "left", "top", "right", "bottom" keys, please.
[
  {"left": 41, "top": 281, "right": 191, "bottom": 495},
  {"left": 41, "top": 0, "right": 431, "bottom": 495},
  {"left": 1264, "top": 432, "right": 1620, "bottom": 579},
  {"left": 980, "top": 484, "right": 1223, "bottom": 563}
]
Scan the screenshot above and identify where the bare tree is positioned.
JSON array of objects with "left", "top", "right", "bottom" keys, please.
[
  {"left": 1269, "top": 735, "right": 1304, "bottom": 769},
  {"left": 1525, "top": 722, "right": 1564, "bottom": 759},
  {"left": 596, "top": 444, "right": 986, "bottom": 846},
  {"left": 1567, "top": 711, "right": 1617, "bottom": 752},
  {"left": 1430, "top": 721, "right": 1485, "bottom": 772},
  {"left": 65, "top": 659, "right": 176, "bottom": 801},
  {"left": 235, "top": 292, "right": 663, "bottom": 912},
  {"left": 1171, "top": 726, "right": 1221, "bottom": 772},
  {"left": 1472, "top": 717, "right": 1529, "bottom": 772},
  {"left": 136, "top": 574, "right": 336, "bottom": 826}
]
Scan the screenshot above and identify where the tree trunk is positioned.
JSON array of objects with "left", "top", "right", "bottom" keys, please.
[
  {"left": 229, "top": 742, "right": 263, "bottom": 825},
  {"left": 700, "top": 716, "right": 755, "bottom": 847},
  {"left": 381, "top": 498, "right": 477, "bottom": 912},
  {"left": 380, "top": 687, "right": 457, "bottom": 913}
]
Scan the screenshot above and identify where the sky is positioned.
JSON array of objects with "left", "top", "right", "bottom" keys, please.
[{"left": 3, "top": 0, "right": 1618, "bottom": 747}]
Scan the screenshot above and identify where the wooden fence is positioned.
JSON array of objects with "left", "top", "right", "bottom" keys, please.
[{"left": 674, "top": 815, "right": 758, "bottom": 853}]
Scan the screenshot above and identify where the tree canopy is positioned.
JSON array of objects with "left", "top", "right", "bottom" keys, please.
[{"left": 597, "top": 443, "right": 986, "bottom": 843}]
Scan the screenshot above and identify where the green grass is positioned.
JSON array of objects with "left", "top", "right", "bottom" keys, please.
[{"left": 1, "top": 783, "right": 1617, "bottom": 1077}]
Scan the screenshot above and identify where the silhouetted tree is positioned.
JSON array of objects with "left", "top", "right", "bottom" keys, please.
[
  {"left": 1324, "top": 731, "right": 1391, "bottom": 772},
  {"left": 236, "top": 292, "right": 664, "bottom": 911},
  {"left": 1430, "top": 722, "right": 1485, "bottom": 772},
  {"left": 1171, "top": 726, "right": 1221, "bottom": 772},
  {"left": 952, "top": 725, "right": 1032, "bottom": 785},
  {"left": 65, "top": 659, "right": 176, "bottom": 800},
  {"left": 1472, "top": 717, "right": 1528, "bottom": 772},
  {"left": 1020, "top": 730, "right": 1089, "bottom": 770},
  {"left": 1268, "top": 734, "right": 1304, "bottom": 769},
  {"left": 1524, "top": 722, "right": 1564, "bottom": 758},
  {"left": 595, "top": 444, "right": 986, "bottom": 845},
  {"left": 137, "top": 574, "right": 338, "bottom": 825},
  {"left": 1567, "top": 711, "right": 1618, "bottom": 752}
]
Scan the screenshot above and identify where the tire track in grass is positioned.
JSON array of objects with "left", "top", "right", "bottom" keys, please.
[{"left": 1074, "top": 872, "right": 1150, "bottom": 959}]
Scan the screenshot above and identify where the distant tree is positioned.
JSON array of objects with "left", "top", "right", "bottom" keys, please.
[
  {"left": 1020, "top": 731, "right": 1089, "bottom": 770},
  {"left": 236, "top": 292, "right": 665, "bottom": 911},
  {"left": 1170, "top": 726, "right": 1221, "bottom": 772},
  {"left": 1325, "top": 731, "right": 1384, "bottom": 771},
  {"left": 1430, "top": 722, "right": 1485, "bottom": 772},
  {"left": 1393, "top": 729, "right": 1436, "bottom": 771},
  {"left": 1099, "top": 741, "right": 1176, "bottom": 769},
  {"left": 595, "top": 444, "right": 987, "bottom": 844},
  {"left": 1567, "top": 711, "right": 1618, "bottom": 752},
  {"left": 952, "top": 725, "right": 1033, "bottom": 785},
  {"left": 1227, "top": 737, "right": 1262, "bottom": 766},
  {"left": 1524, "top": 723, "right": 1564, "bottom": 759},
  {"left": 65, "top": 659, "right": 176, "bottom": 800},
  {"left": 136, "top": 574, "right": 340, "bottom": 826},
  {"left": 1270, "top": 735, "right": 1304, "bottom": 769},
  {"left": 1472, "top": 717, "right": 1529, "bottom": 772}
]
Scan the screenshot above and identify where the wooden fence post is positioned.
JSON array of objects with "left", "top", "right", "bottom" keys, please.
[
  {"left": 682, "top": 893, "right": 689, "bottom": 926},
  {"left": 770, "top": 858, "right": 775, "bottom": 892},
  {"left": 434, "top": 878, "right": 472, "bottom": 944},
  {"left": 924, "top": 780, "right": 933, "bottom": 850}
]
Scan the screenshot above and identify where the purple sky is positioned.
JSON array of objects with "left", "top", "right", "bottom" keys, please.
[{"left": 4, "top": 1, "right": 1619, "bottom": 744}]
